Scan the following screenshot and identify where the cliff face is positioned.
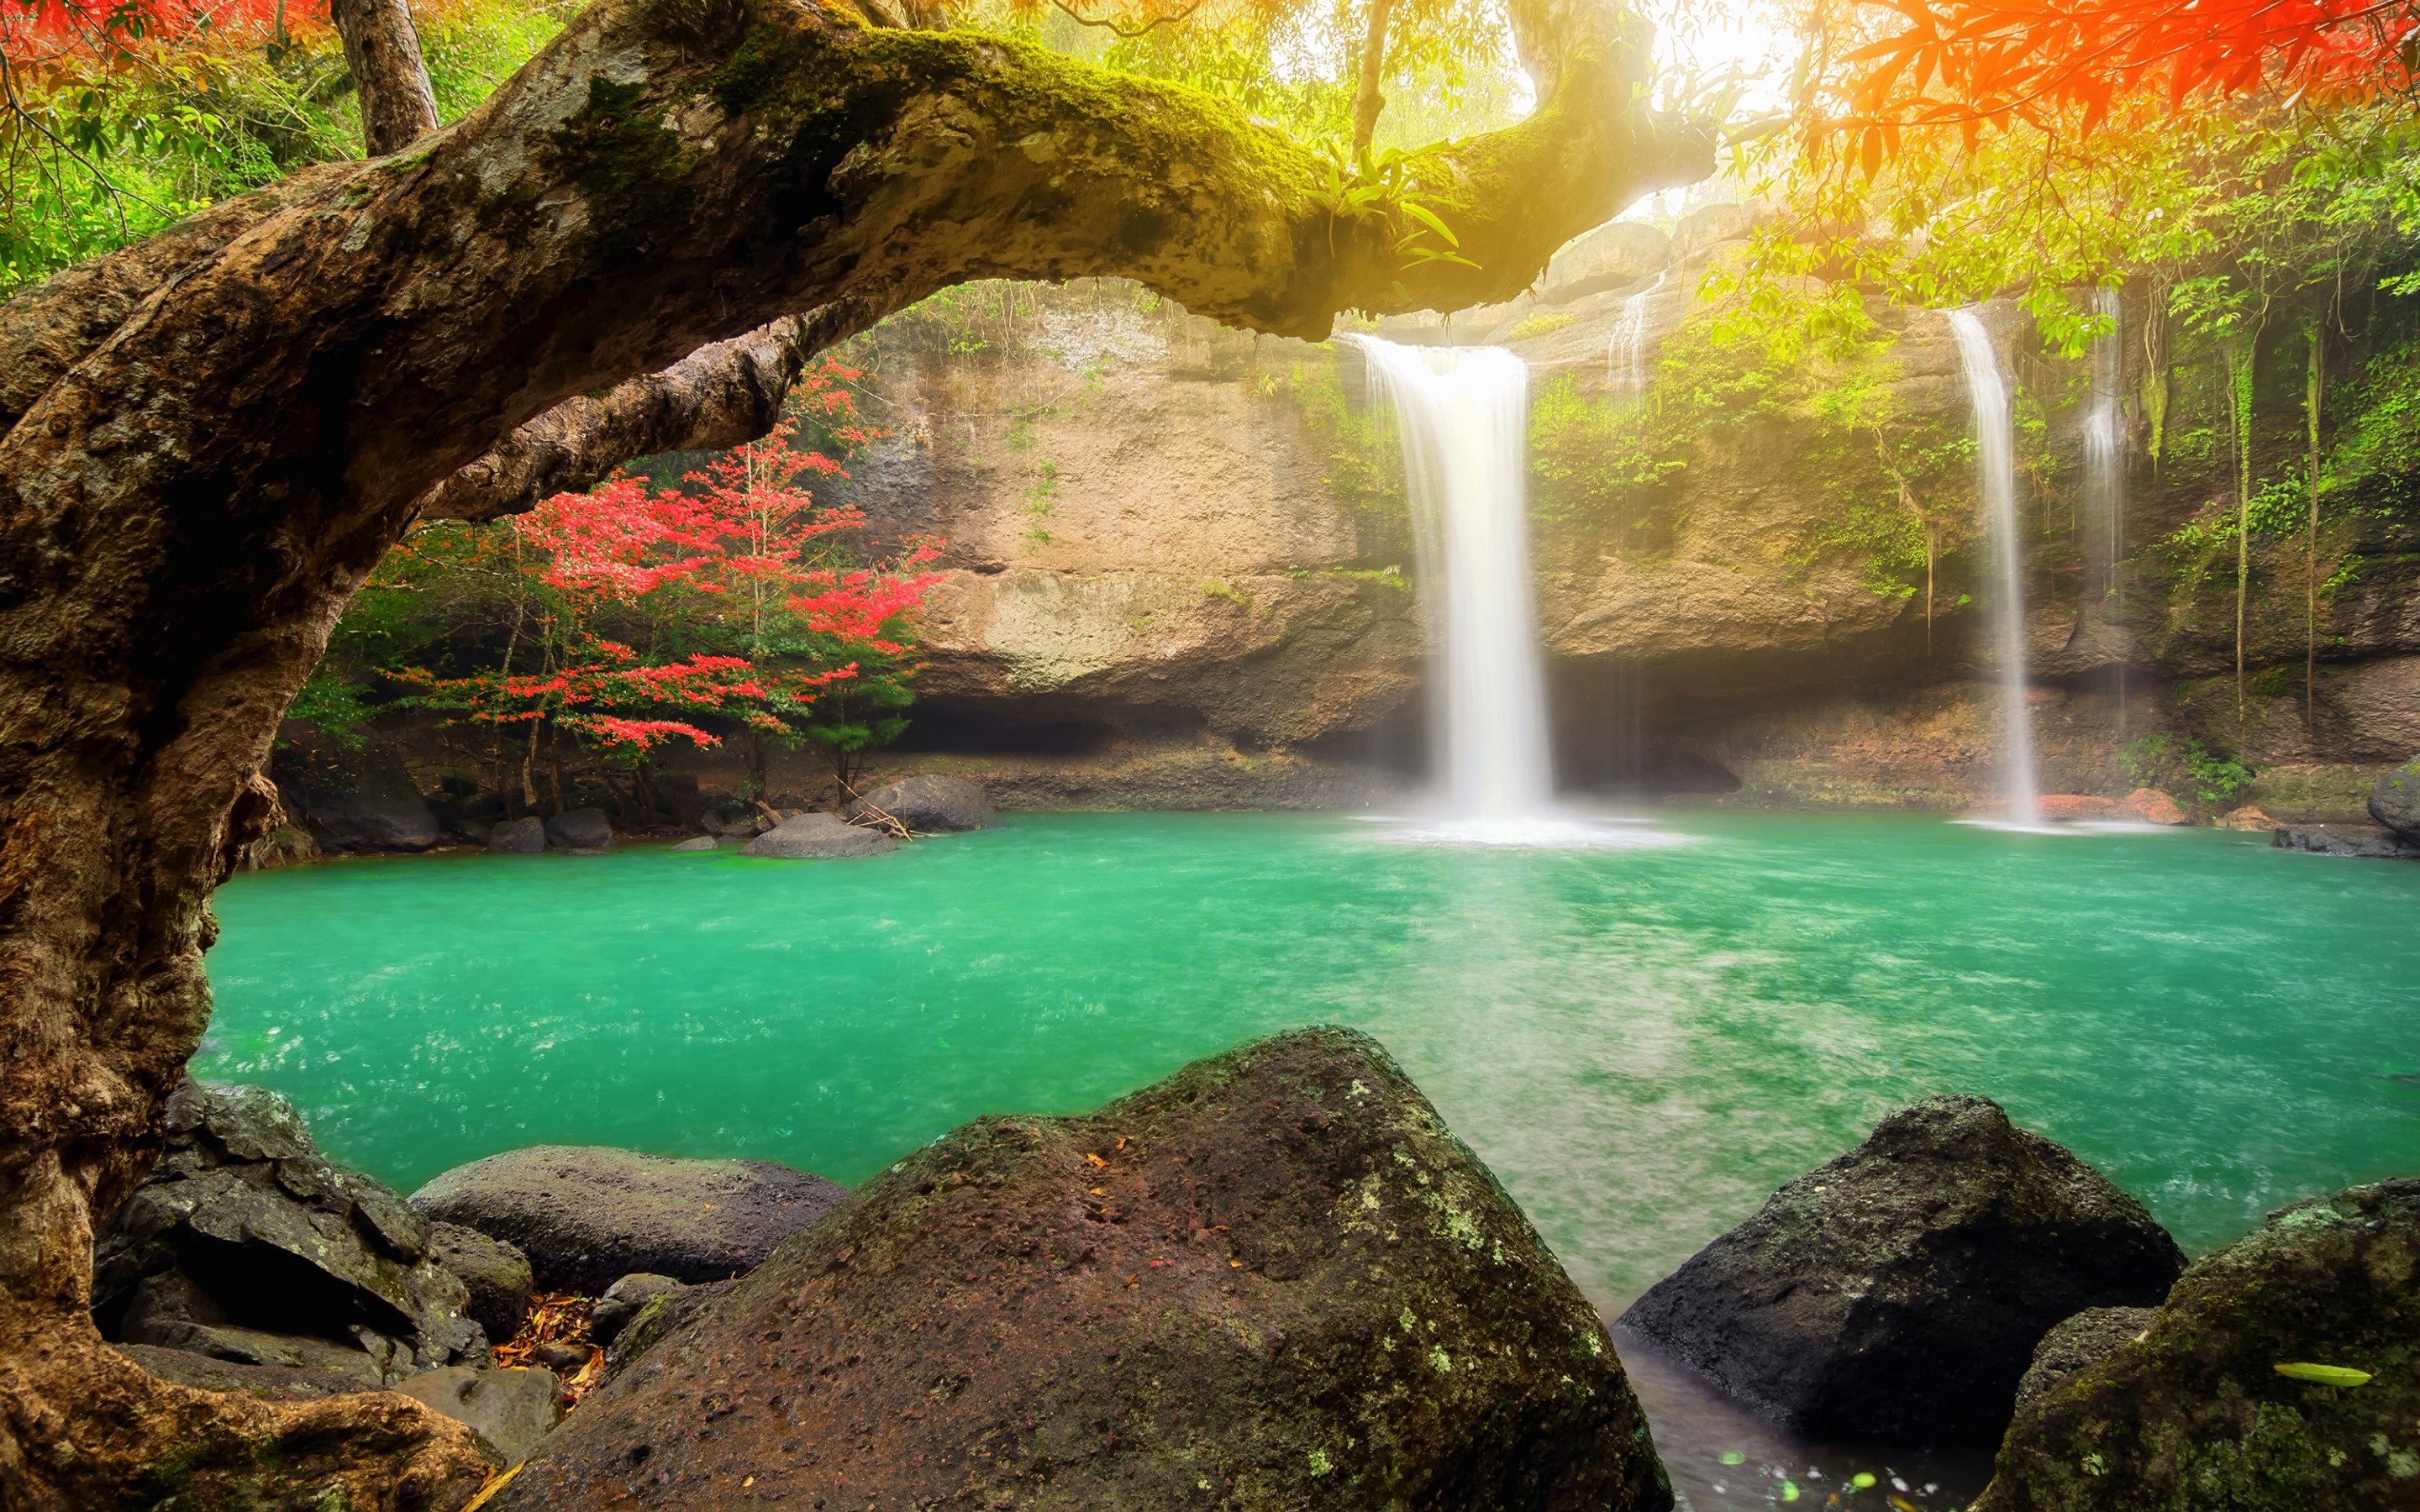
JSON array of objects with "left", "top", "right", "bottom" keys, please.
[{"left": 824, "top": 222, "right": 2418, "bottom": 817}]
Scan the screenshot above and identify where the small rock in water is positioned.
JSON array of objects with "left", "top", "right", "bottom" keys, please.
[
  {"left": 1617, "top": 1094, "right": 2184, "bottom": 1446},
  {"left": 2036, "top": 795, "right": 2119, "bottom": 822},
  {"left": 2118, "top": 788, "right": 2189, "bottom": 825},
  {"left": 2273, "top": 822, "right": 2420, "bottom": 859},
  {"left": 1976, "top": 1179, "right": 2420, "bottom": 1510},
  {"left": 408, "top": 1146, "right": 849, "bottom": 1294},
  {"left": 845, "top": 774, "right": 997, "bottom": 832},
  {"left": 2367, "top": 757, "right": 2420, "bottom": 840},
  {"left": 739, "top": 811, "right": 897, "bottom": 858},
  {"left": 2217, "top": 805, "right": 2278, "bottom": 831},
  {"left": 544, "top": 807, "right": 613, "bottom": 851},
  {"left": 669, "top": 834, "right": 718, "bottom": 852},
  {"left": 395, "top": 1363, "right": 563, "bottom": 1466},
  {"left": 487, "top": 816, "right": 546, "bottom": 853}
]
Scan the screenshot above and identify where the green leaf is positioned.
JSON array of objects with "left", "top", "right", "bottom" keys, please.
[
  {"left": 1398, "top": 201, "right": 1460, "bottom": 247},
  {"left": 2274, "top": 1362, "right": 2374, "bottom": 1387}
]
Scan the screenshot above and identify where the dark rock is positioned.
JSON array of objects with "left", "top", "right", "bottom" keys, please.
[
  {"left": 846, "top": 773, "right": 997, "bottom": 832},
  {"left": 544, "top": 807, "right": 613, "bottom": 851},
  {"left": 648, "top": 770, "right": 706, "bottom": 826},
  {"left": 1976, "top": 1179, "right": 2420, "bottom": 1511},
  {"left": 668, "top": 835, "right": 718, "bottom": 853},
  {"left": 739, "top": 811, "right": 897, "bottom": 858},
  {"left": 2367, "top": 758, "right": 2420, "bottom": 840},
  {"left": 707, "top": 798, "right": 765, "bottom": 838},
  {"left": 408, "top": 1147, "right": 850, "bottom": 1294},
  {"left": 113, "top": 1341, "right": 381, "bottom": 1400},
  {"left": 530, "top": 1341, "right": 594, "bottom": 1376},
  {"left": 2273, "top": 822, "right": 2420, "bottom": 858},
  {"left": 94, "top": 1078, "right": 487, "bottom": 1379},
  {"left": 588, "top": 1272, "right": 685, "bottom": 1347},
  {"left": 2012, "top": 1306, "right": 2157, "bottom": 1410},
  {"left": 600, "top": 1279, "right": 726, "bottom": 1385},
  {"left": 395, "top": 1365, "right": 562, "bottom": 1466},
  {"left": 493, "top": 1028, "right": 1674, "bottom": 1512},
  {"left": 1617, "top": 1094, "right": 2185, "bottom": 1446},
  {"left": 287, "top": 750, "right": 440, "bottom": 853},
  {"left": 487, "top": 815, "right": 546, "bottom": 853},
  {"left": 428, "top": 1222, "right": 533, "bottom": 1344}
]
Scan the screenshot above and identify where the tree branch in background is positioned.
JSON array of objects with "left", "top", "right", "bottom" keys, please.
[
  {"left": 329, "top": 0, "right": 439, "bottom": 154},
  {"left": 1351, "top": 0, "right": 1396, "bottom": 155}
]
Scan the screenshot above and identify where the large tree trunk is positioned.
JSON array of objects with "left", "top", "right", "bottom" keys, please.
[{"left": 0, "top": 0, "right": 1706, "bottom": 1499}]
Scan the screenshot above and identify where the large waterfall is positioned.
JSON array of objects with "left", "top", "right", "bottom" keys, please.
[
  {"left": 1944, "top": 310, "right": 2044, "bottom": 827},
  {"left": 1353, "top": 339, "right": 1556, "bottom": 822}
]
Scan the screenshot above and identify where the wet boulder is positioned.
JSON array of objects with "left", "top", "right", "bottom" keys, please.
[
  {"left": 847, "top": 773, "right": 998, "bottom": 832},
  {"left": 1976, "top": 1179, "right": 2420, "bottom": 1511},
  {"left": 408, "top": 1147, "right": 850, "bottom": 1294},
  {"left": 287, "top": 750, "right": 441, "bottom": 853},
  {"left": 487, "top": 815, "right": 546, "bottom": 853},
  {"left": 544, "top": 806, "right": 613, "bottom": 852},
  {"left": 428, "top": 1221, "right": 534, "bottom": 1343},
  {"left": 492, "top": 1028, "right": 1673, "bottom": 1512},
  {"left": 739, "top": 811, "right": 897, "bottom": 858},
  {"left": 1618, "top": 1095, "right": 2185, "bottom": 1446},
  {"left": 93, "top": 1079, "right": 487, "bottom": 1380},
  {"left": 2368, "top": 757, "right": 2420, "bottom": 840}
]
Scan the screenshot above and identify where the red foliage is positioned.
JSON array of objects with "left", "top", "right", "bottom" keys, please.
[{"left": 1834, "top": 0, "right": 2419, "bottom": 150}]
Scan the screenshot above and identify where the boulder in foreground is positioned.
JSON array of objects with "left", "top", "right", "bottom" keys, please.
[
  {"left": 2370, "top": 757, "right": 2420, "bottom": 839},
  {"left": 847, "top": 773, "right": 999, "bottom": 832},
  {"left": 740, "top": 811, "right": 898, "bottom": 858},
  {"left": 495, "top": 1027, "right": 1673, "bottom": 1512},
  {"left": 408, "top": 1146, "right": 850, "bottom": 1294},
  {"left": 94, "top": 1079, "right": 487, "bottom": 1381},
  {"left": 1618, "top": 1095, "right": 2185, "bottom": 1445},
  {"left": 1976, "top": 1179, "right": 2420, "bottom": 1510}
]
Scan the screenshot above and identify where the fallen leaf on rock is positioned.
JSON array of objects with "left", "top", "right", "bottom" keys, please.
[{"left": 2274, "top": 1361, "right": 2374, "bottom": 1386}]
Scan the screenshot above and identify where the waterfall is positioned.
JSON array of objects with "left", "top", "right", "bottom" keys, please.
[
  {"left": 1352, "top": 339, "right": 1555, "bottom": 822},
  {"left": 1944, "top": 309, "right": 2043, "bottom": 827},
  {"left": 2081, "top": 288, "right": 2127, "bottom": 729},
  {"left": 1606, "top": 273, "right": 1665, "bottom": 405}
]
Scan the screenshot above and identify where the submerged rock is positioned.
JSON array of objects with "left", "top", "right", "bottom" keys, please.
[
  {"left": 1617, "top": 1095, "right": 2184, "bottom": 1446},
  {"left": 2368, "top": 757, "right": 2420, "bottom": 839},
  {"left": 93, "top": 1079, "right": 487, "bottom": 1380},
  {"left": 544, "top": 806, "right": 613, "bottom": 851},
  {"left": 408, "top": 1146, "right": 850, "bottom": 1294},
  {"left": 487, "top": 815, "right": 546, "bottom": 853},
  {"left": 427, "top": 1221, "right": 533, "bottom": 1344},
  {"left": 492, "top": 1027, "right": 1673, "bottom": 1512},
  {"left": 395, "top": 1364, "right": 563, "bottom": 1466},
  {"left": 739, "top": 811, "right": 897, "bottom": 858},
  {"left": 1976, "top": 1179, "right": 2420, "bottom": 1510},
  {"left": 2274, "top": 822, "right": 2420, "bottom": 858},
  {"left": 2012, "top": 1306, "right": 2159, "bottom": 1409},
  {"left": 847, "top": 773, "right": 998, "bottom": 832}
]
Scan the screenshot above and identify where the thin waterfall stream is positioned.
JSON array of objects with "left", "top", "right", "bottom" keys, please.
[
  {"left": 1944, "top": 309, "right": 2044, "bottom": 827},
  {"left": 2082, "top": 287, "right": 2127, "bottom": 731}
]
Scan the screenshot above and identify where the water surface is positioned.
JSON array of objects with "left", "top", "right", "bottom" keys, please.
[{"left": 200, "top": 811, "right": 2420, "bottom": 1506}]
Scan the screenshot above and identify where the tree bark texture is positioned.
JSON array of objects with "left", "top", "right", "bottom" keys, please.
[
  {"left": 0, "top": 0, "right": 1707, "bottom": 1499},
  {"left": 333, "top": 0, "right": 444, "bottom": 155}
]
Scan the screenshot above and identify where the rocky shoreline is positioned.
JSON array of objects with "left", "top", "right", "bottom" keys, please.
[{"left": 99, "top": 1031, "right": 2418, "bottom": 1509}]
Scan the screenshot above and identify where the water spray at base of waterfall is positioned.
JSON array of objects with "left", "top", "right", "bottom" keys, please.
[
  {"left": 1349, "top": 335, "right": 1683, "bottom": 850},
  {"left": 1944, "top": 309, "right": 2047, "bottom": 832}
]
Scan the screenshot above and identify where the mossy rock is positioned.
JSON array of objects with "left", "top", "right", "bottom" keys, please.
[
  {"left": 2369, "top": 758, "right": 2420, "bottom": 841},
  {"left": 1975, "top": 1178, "right": 2420, "bottom": 1510},
  {"left": 494, "top": 1027, "right": 1671, "bottom": 1511}
]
